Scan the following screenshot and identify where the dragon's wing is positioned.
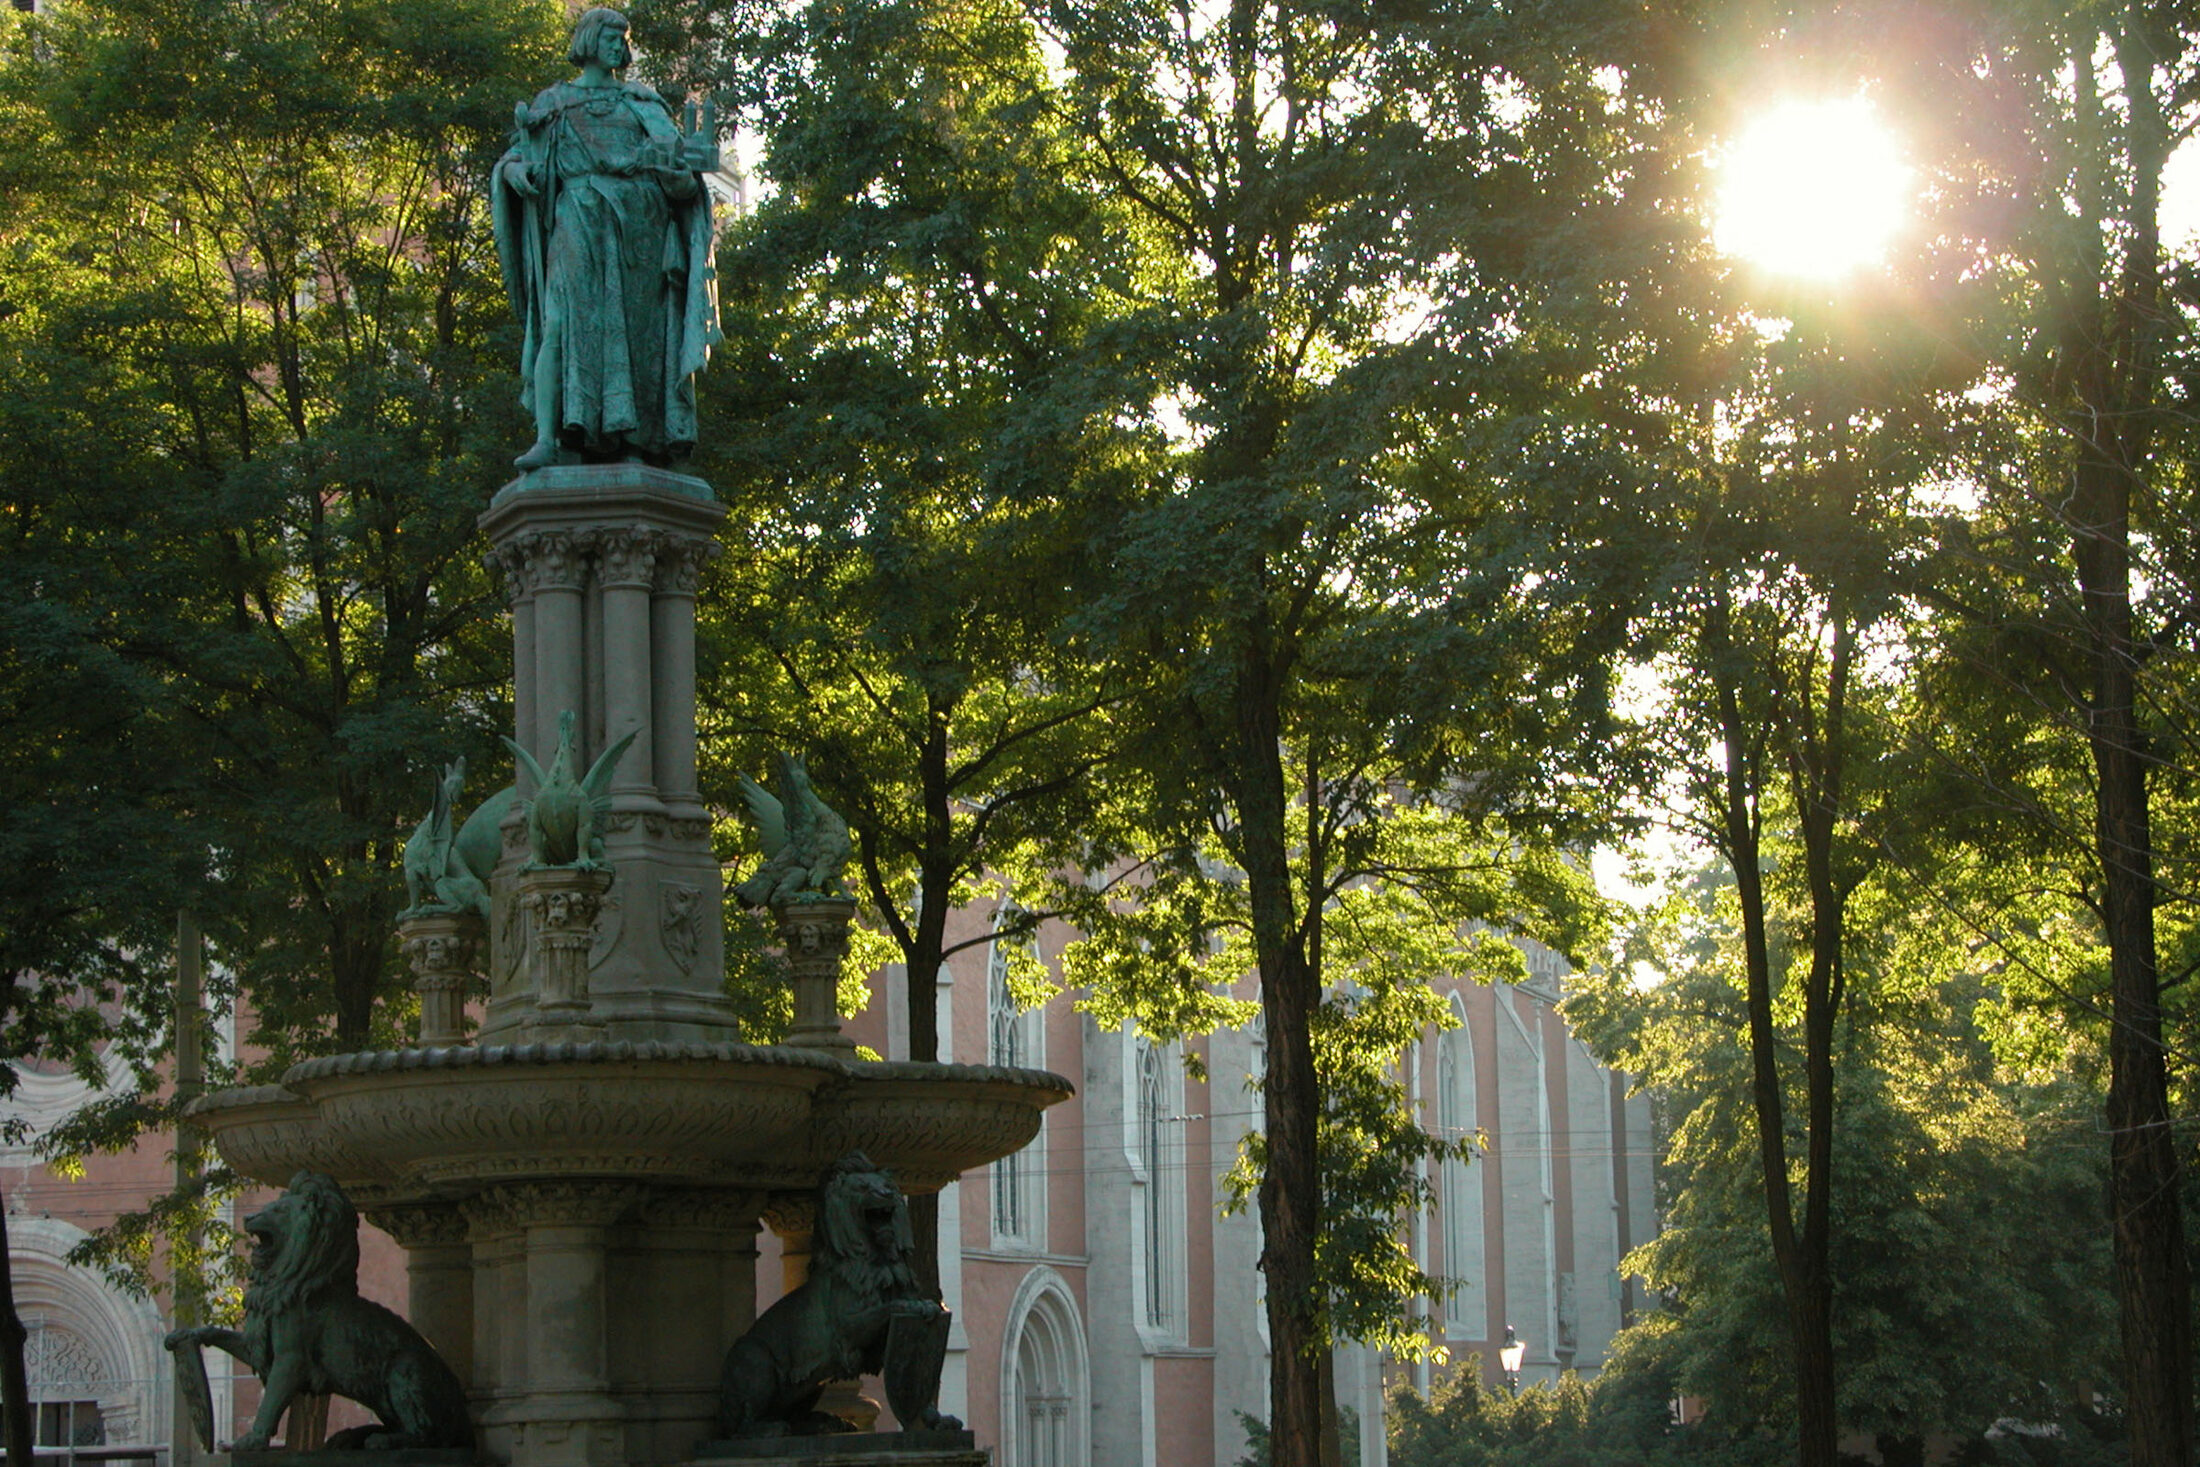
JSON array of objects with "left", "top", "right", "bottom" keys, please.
[
  {"left": 580, "top": 729, "right": 638, "bottom": 813},
  {"left": 737, "top": 774, "right": 788, "bottom": 856},
  {"left": 503, "top": 736, "right": 549, "bottom": 793},
  {"left": 778, "top": 752, "right": 818, "bottom": 849}
]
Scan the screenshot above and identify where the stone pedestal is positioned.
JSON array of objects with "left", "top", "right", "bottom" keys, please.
[
  {"left": 450, "top": 1181, "right": 767, "bottom": 1467},
  {"left": 398, "top": 913, "right": 484, "bottom": 1047},
  {"left": 480, "top": 465, "right": 732, "bottom": 1045},
  {"left": 774, "top": 898, "right": 858, "bottom": 1053}
]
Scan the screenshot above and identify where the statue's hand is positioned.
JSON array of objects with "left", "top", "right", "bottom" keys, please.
[{"left": 501, "top": 158, "right": 540, "bottom": 198}]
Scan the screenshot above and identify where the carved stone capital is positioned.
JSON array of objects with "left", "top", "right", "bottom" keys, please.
[
  {"left": 400, "top": 916, "right": 482, "bottom": 980},
  {"left": 759, "top": 1193, "right": 814, "bottom": 1239},
  {"left": 651, "top": 539, "right": 720, "bottom": 596},
  {"left": 774, "top": 901, "right": 854, "bottom": 965},
  {"left": 521, "top": 883, "right": 606, "bottom": 946},
  {"left": 485, "top": 1180, "right": 639, "bottom": 1231},
  {"left": 368, "top": 1202, "right": 472, "bottom": 1250},
  {"left": 596, "top": 527, "right": 664, "bottom": 589},
  {"left": 486, "top": 548, "right": 526, "bottom": 607},
  {"left": 667, "top": 815, "right": 714, "bottom": 845},
  {"left": 642, "top": 1187, "right": 764, "bottom": 1232},
  {"left": 509, "top": 530, "right": 588, "bottom": 594}
]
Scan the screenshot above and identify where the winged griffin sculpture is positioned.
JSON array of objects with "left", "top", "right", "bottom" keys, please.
[
  {"left": 504, "top": 710, "right": 636, "bottom": 870},
  {"left": 732, "top": 752, "right": 852, "bottom": 907}
]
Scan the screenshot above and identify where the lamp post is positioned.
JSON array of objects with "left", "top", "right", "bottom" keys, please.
[{"left": 1498, "top": 1324, "right": 1525, "bottom": 1397}]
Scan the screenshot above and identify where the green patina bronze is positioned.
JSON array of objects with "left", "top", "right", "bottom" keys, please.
[
  {"left": 504, "top": 710, "right": 635, "bottom": 870},
  {"left": 493, "top": 6, "right": 721, "bottom": 471},
  {"left": 164, "top": 1172, "right": 473, "bottom": 1452},
  {"left": 732, "top": 752, "right": 853, "bottom": 907},
  {"left": 717, "top": 1153, "right": 960, "bottom": 1438},
  {"left": 400, "top": 757, "right": 515, "bottom": 924}
]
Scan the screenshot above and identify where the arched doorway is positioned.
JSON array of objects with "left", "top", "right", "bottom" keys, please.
[{"left": 999, "top": 1267, "right": 1088, "bottom": 1467}]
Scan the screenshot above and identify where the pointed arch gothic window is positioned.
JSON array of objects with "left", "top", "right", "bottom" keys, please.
[
  {"left": 989, "top": 908, "right": 1044, "bottom": 1245},
  {"left": 1134, "top": 1035, "right": 1186, "bottom": 1339},
  {"left": 1440, "top": 996, "right": 1486, "bottom": 1339}
]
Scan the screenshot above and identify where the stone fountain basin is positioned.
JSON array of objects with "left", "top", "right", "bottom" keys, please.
[{"left": 188, "top": 1040, "right": 1072, "bottom": 1203}]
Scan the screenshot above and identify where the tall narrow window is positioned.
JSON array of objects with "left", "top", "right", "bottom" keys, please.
[
  {"left": 989, "top": 910, "right": 1043, "bottom": 1244},
  {"left": 1134, "top": 1036, "right": 1186, "bottom": 1338},
  {"left": 1139, "top": 1040, "right": 1168, "bottom": 1328},
  {"left": 1439, "top": 1000, "right": 1485, "bottom": 1339}
]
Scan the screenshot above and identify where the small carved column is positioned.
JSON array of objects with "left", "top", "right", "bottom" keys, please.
[
  {"left": 370, "top": 1203, "right": 476, "bottom": 1385},
  {"left": 597, "top": 529, "right": 659, "bottom": 798},
  {"left": 398, "top": 912, "right": 483, "bottom": 1047},
  {"left": 774, "top": 897, "right": 858, "bottom": 1052},
  {"left": 519, "top": 866, "right": 612, "bottom": 1042}
]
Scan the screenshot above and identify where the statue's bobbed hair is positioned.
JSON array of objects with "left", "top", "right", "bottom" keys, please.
[{"left": 569, "top": 7, "right": 632, "bottom": 67}]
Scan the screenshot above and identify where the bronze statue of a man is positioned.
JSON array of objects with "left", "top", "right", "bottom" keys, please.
[{"left": 493, "top": 7, "right": 721, "bottom": 470}]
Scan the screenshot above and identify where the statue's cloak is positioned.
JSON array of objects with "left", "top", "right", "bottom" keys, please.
[{"left": 492, "top": 80, "right": 720, "bottom": 451}]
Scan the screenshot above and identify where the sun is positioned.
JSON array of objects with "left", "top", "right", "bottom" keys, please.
[{"left": 1713, "top": 96, "right": 1911, "bottom": 278}]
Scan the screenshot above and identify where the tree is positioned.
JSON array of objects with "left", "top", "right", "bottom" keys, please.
[
  {"left": 0, "top": 0, "right": 564, "bottom": 1060},
  {"left": 1013, "top": 4, "right": 1661, "bottom": 1458},
  {"left": 1863, "top": 4, "right": 2200, "bottom": 1453},
  {"left": 1570, "top": 861, "right": 2122, "bottom": 1456}
]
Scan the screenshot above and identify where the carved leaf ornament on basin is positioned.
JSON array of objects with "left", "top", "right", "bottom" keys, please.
[{"left": 187, "top": 1042, "right": 1071, "bottom": 1201}]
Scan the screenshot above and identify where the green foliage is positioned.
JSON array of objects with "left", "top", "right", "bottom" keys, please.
[
  {"left": 689, "top": 0, "right": 1142, "bottom": 1061},
  {"left": 0, "top": 0, "right": 563, "bottom": 1060},
  {"left": 1388, "top": 1365, "right": 1719, "bottom": 1467},
  {"left": 1568, "top": 863, "right": 2120, "bottom": 1442}
]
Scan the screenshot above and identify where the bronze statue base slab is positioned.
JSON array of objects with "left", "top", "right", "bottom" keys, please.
[
  {"left": 690, "top": 1431, "right": 979, "bottom": 1461},
  {"left": 226, "top": 1451, "right": 478, "bottom": 1467}
]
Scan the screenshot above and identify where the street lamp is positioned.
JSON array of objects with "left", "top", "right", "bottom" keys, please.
[{"left": 1498, "top": 1324, "right": 1525, "bottom": 1396}]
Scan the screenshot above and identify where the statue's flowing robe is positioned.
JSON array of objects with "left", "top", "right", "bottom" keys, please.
[{"left": 493, "top": 80, "right": 719, "bottom": 459}]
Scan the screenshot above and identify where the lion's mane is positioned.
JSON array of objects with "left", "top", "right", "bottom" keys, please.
[
  {"left": 815, "top": 1152, "right": 918, "bottom": 1322},
  {"left": 240, "top": 1172, "right": 360, "bottom": 1367}
]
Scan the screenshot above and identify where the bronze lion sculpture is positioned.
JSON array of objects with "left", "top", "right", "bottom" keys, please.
[
  {"left": 719, "top": 1152, "right": 960, "bottom": 1436},
  {"left": 165, "top": 1171, "right": 472, "bottom": 1451}
]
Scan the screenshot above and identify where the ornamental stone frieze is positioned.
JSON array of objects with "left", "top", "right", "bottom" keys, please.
[
  {"left": 367, "top": 1202, "right": 473, "bottom": 1250},
  {"left": 483, "top": 1179, "right": 640, "bottom": 1231}
]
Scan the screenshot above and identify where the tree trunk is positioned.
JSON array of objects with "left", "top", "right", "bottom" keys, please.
[
  {"left": 1226, "top": 645, "right": 1327, "bottom": 1467},
  {"left": 2072, "top": 436, "right": 2194, "bottom": 1467},
  {"left": 0, "top": 1201, "right": 34, "bottom": 1467},
  {"left": 1710, "top": 594, "right": 1839, "bottom": 1467}
]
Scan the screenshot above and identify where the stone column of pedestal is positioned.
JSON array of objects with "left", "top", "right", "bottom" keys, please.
[
  {"left": 491, "top": 547, "right": 540, "bottom": 798},
  {"left": 518, "top": 867, "right": 611, "bottom": 1043},
  {"left": 530, "top": 530, "right": 588, "bottom": 762},
  {"left": 369, "top": 1204, "right": 476, "bottom": 1385},
  {"left": 492, "top": 1182, "right": 635, "bottom": 1467},
  {"left": 776, "top": 897, "right": 858, "bottom": 1052},
  {"left": 596, "top": 528, "right": 660, "bottom": 797},
  {"left": 462, "top": 1194, "right": 526, "bottom": 1449},
  {"left": 650, "top": 542, "right": 711, "bottom": 818},
  {"left": 624, "top": 1189, "right": 763, "bottom": 1462},
  {"left": 397, "top": 913, "right": 482, "bottom": 1047}
]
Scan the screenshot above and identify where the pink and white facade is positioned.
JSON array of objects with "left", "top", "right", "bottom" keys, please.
[{"left": 835, "top": 913, "right": 1659, "bottom": 1467}]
